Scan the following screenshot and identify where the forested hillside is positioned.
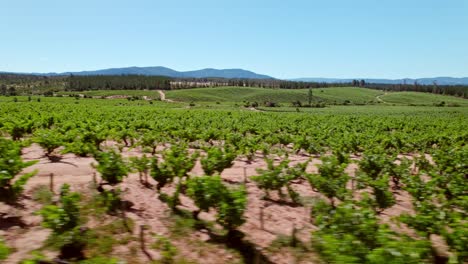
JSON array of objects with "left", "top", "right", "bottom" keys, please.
[{"left": 0, "top": 73, "right": 467, "bottom": 98}]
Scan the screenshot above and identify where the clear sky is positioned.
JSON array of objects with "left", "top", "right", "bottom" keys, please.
[{"left": 1, "top": 0, "right": 467, "bottom": 79}]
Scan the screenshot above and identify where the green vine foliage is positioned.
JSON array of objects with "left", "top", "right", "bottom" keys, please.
[
  {"left": 357, "top": 151, "right": 397, "bottom": 212},
  {"left": 442, "top": 220, "right": 468, "bottom": 263},
  {"left": 237, "top": 137, "right": 261, "bottom": 163},
  {"left": 38, "top": 184, "right": 88, "bottom": 259},
  {"left": 186, "top": 175, "right": 225, "bottom": 215},
  {"left": 94, "top": 150, "right": 128, "bottom": 185},
  {"left": 62, "top": 128, "right": 100, "bottom": 157},
  {"left": 216, "top": 185, "right": 247, "bottom": 233},
  {"left": 0, "top": 236, "right": 9, "bottom": 261},
  {"left": 76, "top": 125, "right": 109, "bottom": 151},
  {"left": 129, "top": 155, "right": 151, "bottom": 183},
  {"left": 429, "top": 147, "right": 467, "bottom": 207},
  {"left": 150, "top": 145, "right": 198, "bottom": 190},
  {"left": 311, "top": 199, "right": 431, "bottom": 263},
  {"left": 3, "top": 120, "right": 34, "bottom": 141},
  {"left": 33, "top": 129, "right": 63, "bottom": 157},
  {"left": 401, "top": 185, "right": 467, "bottom": 263},
  {"left": 110, "top": 126, "right": 136, "bottom": 147},
  {"left": 152, "top": 235, "right": 178, "bottom": 264},
  {"left": 97, "top": 188, "right": 124, "bottom": 214},
  {"left": 306, "top": 154, "right": 349, "bottom": 207},
  {"left": 252, "top": 158, "right": 307, "bottom": 203},
  {"left": 39, "top": 184, "right": 81, "bottom": 234},
  {"left": 200, "top": 146, "right": 237, "bottom": 176},
  {"left": 0, "top": 138, "right": 37, "bottom": 201},
  {"left": 292, "top": 134, "right": 323, "bottom": 155},
  {"left": 187, "top": 175, "right": 247, "bottom": 233},
  {"left": 401, "top": 165, "right": 435, "bottom": 203},
  {"left": 399, "top": 147, "right": 467, "bottom": 262},
  {"left": 139, "top": 132, "right": 160, "bottom": 155}
]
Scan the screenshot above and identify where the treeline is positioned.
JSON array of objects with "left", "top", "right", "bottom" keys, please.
[
  {"left": 66, "top": 75, "right": 172, "bottom": 91},
  {"left": 0, "top": 74, "right": 66, "bottom": 95},
  {"left": 169, "top": 78, "right": 468, "bottom": 98},
  {"left": 0, "top": 73, "right": 467, "bottom": 98},
  {"left": 171, "top": 78, "right": 335, "bottom": 89},
  {"left": 0, "top": 73, "right": 55, "bottom": 83},
  {"left": 361, "top": 82, "right": 467, "bottom": 98}
]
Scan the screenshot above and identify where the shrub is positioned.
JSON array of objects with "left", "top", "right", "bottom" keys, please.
[
  {"left": 152, "top": 235, "right": 178, "bottom": 264},
  {"left": 216, "top": 185, "right": 247, "bottom": 234},
  {"left": 79, "top": 257, "right": 120, "bottom": 264},
  {"left": 32, "top": 185, "right": 54, "bottom": 205},
  {"left": 0, "top": 138, "right": 37, "bottom": 201},
  {"left": 151, "top": 145, "right": 198, "bottom": 209},
  {"left": 311, "top": 200, "right": 431, "bottom": 263},
  {"left": 252, "top": 158, "right": 307, "bottom": 203},
  {"left": 187, "top": 175, "right": 247, "bottom": 235},
  {"left": 39, "top": 184, "right": 81, "bottom": 233},
  {"left": 200, "top": 146, "right": 237, "bottom": 175},
  {"left": 38, "top": 184, "right": 87, "bottom": 260},
  {"left": 96, "top": 188, "right": 124, "bottom": 214},
  {"left": 33, "top": 129, "right": 63, "bottom": 160},
  {"left": 187, "top": 175, "right": 225, "bottom": 218},
  {"left": 129, "top": 155, "right": 151, "bottom": 184},
  {"left": 306, "top": 154, "right": 350, "bottom": 207},
  {"left": 291, "top": 100, "right": 302, "bottom": 107},
  {"left": 264, "top": 101, "right": 277, "bottom": 107},
  {"left": 0, "top": 237, "right": 9, "bottom": 261},
  {"left": 151, "top": 145, "right": 197, "bottom": 190},
  {"left": 357, "top": 150, "right": 396, "bottom": 212},
  {"left": 447, "top": 102, "right": 460, "bottom": 107},
  {"left": 93, "top": 150, "right": 128, "bottom": 185}
]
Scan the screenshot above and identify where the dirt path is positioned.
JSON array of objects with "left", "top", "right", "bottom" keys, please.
[
  {"left": 247, "top": 107, "right": 262, "bottom": 112},
  {"left": 376, "top": 92, "right": 389, "bottom": 104},
  {"left": 157, "top": 90, "right": 174, "bottom": 102}
]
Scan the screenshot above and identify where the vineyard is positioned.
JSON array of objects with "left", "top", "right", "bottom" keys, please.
[{"left": 0, "top": 96, "right": 467, "bottom": 264}]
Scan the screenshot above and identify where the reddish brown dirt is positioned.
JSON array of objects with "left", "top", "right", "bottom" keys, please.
[{"left": 0, "top": 144, "right": 438, "bottom": 263}]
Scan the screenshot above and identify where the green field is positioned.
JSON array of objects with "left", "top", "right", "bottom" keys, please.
[
  {"left": 257, "top": 105, "right": 468, "bottom": 116},
  {"left": 53, "top": 87, "right": 468, "bottom": 107},
  {"left": 1, "top": 95, "right": 467, "bottom": 263},
  {"left": 165, "top": 86, "right": 383, "bottom": 104},
  {"left": 167, "top": 86, "right": 468, "bottom": 106},
  {"left": 380, "top": 91, "right": 468, "bottom": 106}
]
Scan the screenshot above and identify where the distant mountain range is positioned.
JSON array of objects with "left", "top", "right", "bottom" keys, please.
[
  {"left": 2, "top": 66, "right": 468, "bottom": 85},
  {"left": 3, "top": 66, "right": 273, "bottom": 79},
  {"left": 290, "top": 77, "right": 468, "bottom": 86}
]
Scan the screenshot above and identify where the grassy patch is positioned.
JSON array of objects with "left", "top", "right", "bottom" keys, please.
[
  {"left": 381, "top": 92, "right": 468, "bottom": 106},
  {"left": 169, "top": 215, "right": 198, "bottom": 238},
  {"left": 31, "top": 185, "right": 54, "bottom": 205},
  {"left": 166, "top": 86, "right": 382, "bottom": 104},
  {"left": 86, "top": 219, "right": 136, "bottom": 257},
  {"left": 0, "top": 237, "right": 10, "bottom": 261}
]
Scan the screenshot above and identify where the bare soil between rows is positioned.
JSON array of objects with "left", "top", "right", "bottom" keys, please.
[{"left": 1, "top": 144, "right": 440, "bottom": 264}]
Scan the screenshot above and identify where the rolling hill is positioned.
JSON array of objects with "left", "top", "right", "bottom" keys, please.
[
  {"left": 165, "top": 87, "right": 382, "bottom": 104},
  {"left": 1, "top": 67, "right": 273, "bottom": 79},
  {"left": 3, "top": 67, "right": 468, "bottom": 85},
  {"left": 290, "top": 77, "right": 468, "bottom": 85},
  {"left": 165, "top": 87, "right": 468, "bottom": 106},
  {"left": 57, "top": 86, "right": 468, "bottom": 106},
  {"left": 380, "top": 91, "right": 468, "bottom": 106}
]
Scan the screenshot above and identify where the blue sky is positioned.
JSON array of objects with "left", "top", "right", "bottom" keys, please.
[{"left": 1, "top": 0, "right": 467, "bottom": 79}]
